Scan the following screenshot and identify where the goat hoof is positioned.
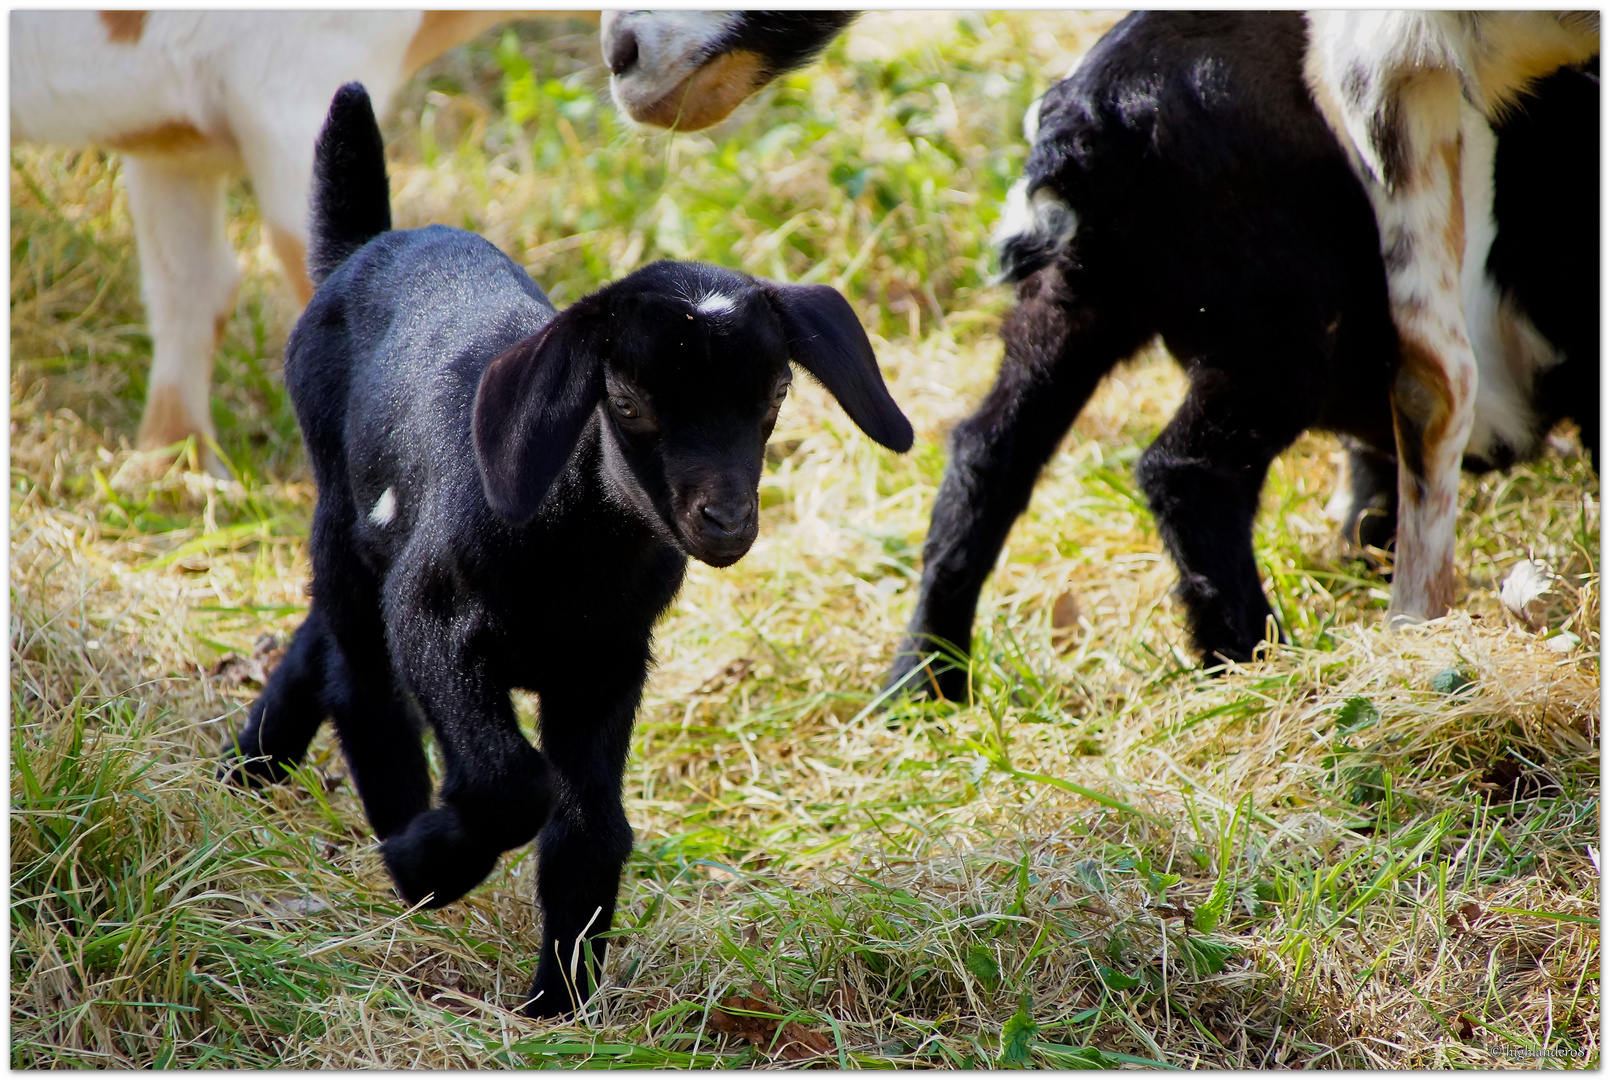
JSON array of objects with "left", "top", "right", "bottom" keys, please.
[
  {"left": 218, "top": 744, "right": 291, "bottom": 789},
  {"left": 521, "top": 985, "right": 576, "bottom": 1020},
  {"left": 380, "top": 808, "right": 499, "bottom": 909},
  {"left": 522, "top": 965, "right": 593, "bottom": 1019},
  {"left": 881, "top": 642, "right": 968, "bottom": 705}
]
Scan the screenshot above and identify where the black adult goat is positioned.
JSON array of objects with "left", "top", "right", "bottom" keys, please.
[
  {"left": 886, "top": 11, "right": 1597, "bottom": 697},
  {"left": 602, "top": 10, "right": 1596, "bottom": 692}
]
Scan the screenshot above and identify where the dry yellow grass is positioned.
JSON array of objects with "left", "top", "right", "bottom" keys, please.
[{"left": 11, "top": 12, "right": 1599, "bottom": 1068}]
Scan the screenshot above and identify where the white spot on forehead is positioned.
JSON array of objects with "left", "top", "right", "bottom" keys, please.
[
  {"left": 695, "top": 292, "right": 737, "bottom": 317},
  {"left": 369, "top": 487, "right": 396, "bottom": 526}
]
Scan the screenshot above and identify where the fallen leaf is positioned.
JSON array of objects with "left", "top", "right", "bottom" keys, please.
[
  {"left": 1050, "top": 591, "right": 1083, "bottom": 650},
  {"left": 698, "top": 657, "right": 754, "bottom": 695},
  {"left": 710, "top": 983, "right": 833, "bottom": 1062},
  {"left": 209, "top": 634, "right": 287, "bottom": 689},
  {"left": 210, "top": 652, "right": 247, "bottom": 683},
  {"left": 1479, "top": 759, "right": 1560, "bottom": 803},
  {"left": 1447, "top": 901, "right": 1483, "bottom": 934},
  {"left": 828, "top": 984, "right": 857, "bottom": 1014}
]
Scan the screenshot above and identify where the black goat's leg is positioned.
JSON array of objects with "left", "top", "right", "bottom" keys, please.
[
  {"left": 375, "top": 564, "right": 554, "bottom": 909},
  {"left": 320, "top": 637, "right": 433, "bottom": 841},
  {"left": 224, "top": 503, "right": 432, "bottom": 842},
  {"left": 522, "top": 650, "right": 644, "bottom": 1019},
  {"left": 305, "top": 507, "right": 433, "bottom": 842},
  {"left": 1135, "top": 361, "right": 1319, "bottom": 665},
  {"left": 887, "top": 265, "right": 1143, "bottom": 700},
  {"left": 222, "top": 604, "right": 331, "bottom": 786},
  {"left": 1337, "top": 438, "right": 1399, "bottom": 554}
]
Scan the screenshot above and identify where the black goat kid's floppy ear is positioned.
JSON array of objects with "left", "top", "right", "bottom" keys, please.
[
  {"left": 762, "top": 282, "right": 914, "bottom": 452},
  {"left": 472, "top": 308, "right": 604, "bottom": 524}
]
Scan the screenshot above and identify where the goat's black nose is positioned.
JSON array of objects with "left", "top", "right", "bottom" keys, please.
[
  {"left": 607, "top": 26, "right": 640, "bottom": 76},
  {"left": 699, "top": 500, "right": 752, "bottom": 536}
]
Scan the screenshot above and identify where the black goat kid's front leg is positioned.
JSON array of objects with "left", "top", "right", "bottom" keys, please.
[
  {"left": 1135, "top": 362, "right": 1316, "bottom": 664},
  {"left": 378, "top": 577, "right": 554, "bottom": 909},
  {"left": 524, "top": 651, "right": 645, "bottom": 1019},
  {"left": 888, "top": 266, "right": 1141, "bottom": 700},
  {"left": 222, "top": 604, "right": 331, "bottom": 787}
]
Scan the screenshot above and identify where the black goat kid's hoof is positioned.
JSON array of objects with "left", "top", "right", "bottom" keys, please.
[
  {"left": 881, "top": 642, "right": 969, "bottom": 706},
  {"left": 521, "top": 986, "right": 576, "bottom": 1020},
  {"left": 522, "top": 966, "right": 594, "bottom": 1020},
  {"left": 380, "top": 808, "right": 501, "bottom": 909},
  {"left": 217, "top": 741, "right": 293, "bottom": 789}
]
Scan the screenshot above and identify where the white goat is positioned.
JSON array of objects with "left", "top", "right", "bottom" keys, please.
[{"left": 10, "top": 11, "right": 572, "bottom": 463}]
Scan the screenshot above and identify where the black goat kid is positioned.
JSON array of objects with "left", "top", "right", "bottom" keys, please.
[
  {"left": 886, "top": 12, "right": 1597, "bottom": 699},
  {"left": 225, "top": 84, "right": 912, "bottom": 1018}
]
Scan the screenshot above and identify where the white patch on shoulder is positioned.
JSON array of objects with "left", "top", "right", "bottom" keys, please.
[
  {"left": 993, "top": 179, "right": 1078, "bottom": 258},
  {"left": 695, "top": 292, "right": 737, "bottom": 317},
  {"left": 1021, "top": 95, "right": 1043, "bottom": 144},
  {"left": 368, "top": 487, "right": 397, "bottom": 526},
  {"left": 995, "top": 178, "right": 1035, "bottom": 246}
]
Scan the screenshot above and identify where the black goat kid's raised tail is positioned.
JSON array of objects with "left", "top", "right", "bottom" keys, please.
[{"left": 308, "top": 82, "right": 392, "bottom": 287}]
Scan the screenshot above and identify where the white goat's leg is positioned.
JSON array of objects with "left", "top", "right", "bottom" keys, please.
[
  {"left": 234, "top": 96, "right": 360, "bottom": 307},
  {"left": 1366, "top": 72, "right": 1479, "bottom": 623},
  {"left": 240, "top": 131, "right": 315, "bottom": 307},
  {"left": 122, "top": 153, "right": 241, "bottom": 460}
]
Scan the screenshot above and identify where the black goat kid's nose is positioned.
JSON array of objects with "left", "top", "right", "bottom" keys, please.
[
  {"left": 698, "top": 500, "right": 752, "bottom": 535},
  {"left": 607, "top": 27, "right": 639, "bottom": 75}
]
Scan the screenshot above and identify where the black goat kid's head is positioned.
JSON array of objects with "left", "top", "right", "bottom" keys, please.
[{"left": 472, "top": 262, "right": 913, "bottom": 567}]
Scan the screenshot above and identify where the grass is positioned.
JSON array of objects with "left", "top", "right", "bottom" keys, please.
[{"left": 10, "top": 12, "right": 1600, "bottom": 1069}]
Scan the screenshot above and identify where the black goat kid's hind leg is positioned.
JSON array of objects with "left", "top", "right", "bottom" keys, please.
[
  {"left": 377, "top": 571, "right": 554, "bottom": 910},
  {"left": 1338, "top": 439, "right": 1399, "bottom": 555},
  {"left": 320, "top": 634, "right": 433, "bottom": 841},
  {"left": 1136, "top": 364, "right": 1317, "bottom": 665},
  {"left": 223, "top": 605, "right": 331, "bottom": 786},
  {"left": 523, "top": 664, "right": 641, "bottom": 1019},
  {"left": 302, "top": 503, "right": 432, "bottom": 840},
  {"left": 887, "top": 265, "right": 1143, "bottom": 700}
]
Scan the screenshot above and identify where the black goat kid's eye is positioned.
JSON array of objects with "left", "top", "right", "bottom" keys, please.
[{"left": 610, "top": 397, "right": 639, "bottom": 419}]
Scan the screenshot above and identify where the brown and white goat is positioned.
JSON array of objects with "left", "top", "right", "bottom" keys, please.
[
  {"left": 1304, "top": 12, "right": 1598, "bottom": 624},
  {"left": 10, "top": 11, "right": 586, "bottom": 465}
]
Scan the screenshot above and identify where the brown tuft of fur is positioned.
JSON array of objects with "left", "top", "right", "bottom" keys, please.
[{"left": 99, "top": 10, "right": 146, "bottom": 45}]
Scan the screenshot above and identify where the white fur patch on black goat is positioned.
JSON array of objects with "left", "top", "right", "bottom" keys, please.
[
  {"left": 994, "top": 178, "right": 1078, "bottom": 279},
  {"left": 368, "top": 487, "right": 397, "bottom": 526}
]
